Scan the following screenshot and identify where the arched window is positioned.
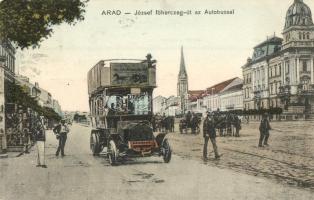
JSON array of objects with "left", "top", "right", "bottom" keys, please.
[
  {"left": 303, "top": 32, "right": 306, "bottom": 40},
  {"left": 307, "top": 32, "right": 310, "bottom": 40}
]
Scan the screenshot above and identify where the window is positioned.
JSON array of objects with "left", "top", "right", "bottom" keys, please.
[
  {"left": 274, "top": 65, "right": 277, "bottom": 76},
  {"left": 275, "top": 82, "right": 278, "bottom": 94},
  {"left": 285, "top": 61, "right": 290, "bottom": 74},
  {"left": 299, "top": 32, "right": 302, "bottom": 40},
  {"left": 307, "top": 32, "right": 310, "bottom": 40}
]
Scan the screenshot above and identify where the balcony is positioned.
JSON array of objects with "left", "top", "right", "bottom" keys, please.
[
  {"left": 226, "top": 104, "right": 235, "bottom": 110},
  {"left": 297, "top": 84, "right": 314, "bottom": 96}
]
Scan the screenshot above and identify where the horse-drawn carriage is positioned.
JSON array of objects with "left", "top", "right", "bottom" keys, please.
[
  {"left": 212, "top": 113, "right": 241, "bottom": 137},
  {"left": 179, "top": 113, "right": 201, "bottom": 134},
  {"left": 87, "top": 55, "right": 172, "bottom": 165}
]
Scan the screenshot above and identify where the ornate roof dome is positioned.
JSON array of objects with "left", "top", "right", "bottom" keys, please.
[{"left": 284, "top": 0, "right": 313, "bottom": 30}]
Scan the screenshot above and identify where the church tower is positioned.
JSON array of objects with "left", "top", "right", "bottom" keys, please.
[
  {"left": 281, "top": 0, "right": 314, "bottom": 92},
  {"left": 282, "top": 0, "right": 314, "bottom": 49},
  {"left": 177, "top": 46, "right": 189, "bottom": 113}
]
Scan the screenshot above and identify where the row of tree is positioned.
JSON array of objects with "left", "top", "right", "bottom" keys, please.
[
  {"left": 220, "top": 107, "right": 283, "bottom": 115},
  {"left": 221, "top": 107, "right": 283, "bottom": 115},
  {"left": 5, "top": 81, "right": 61, "bottom": 121}
]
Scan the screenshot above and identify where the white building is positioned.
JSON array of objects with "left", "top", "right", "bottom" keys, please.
[
  {"left": 38, "top": 88, "right": 52, "bottom": 108},
  {"left": 153, "top": 95, "right": 180, "bottom": 116},
  {"left": 153, "top": 95, "right": 166, "bottom": 114},
  {"left": 52, "top": 99, "right": 63, "bottom": 117},
  {"left": 242, "top": 0, "right": 314, "bottom": 117},
  {"left": 202, "top": 77, "right": 243, "bottom": 112},
  {"left": 219, "top": 82, "right": 244, "bottom": 111}
]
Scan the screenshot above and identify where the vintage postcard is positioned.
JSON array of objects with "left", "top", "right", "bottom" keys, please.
[{"left": 0, "top": 0, "right": 314, "bottom": 199}]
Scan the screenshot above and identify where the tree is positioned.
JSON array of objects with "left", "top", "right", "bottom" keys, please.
[{"left": 0, "top": 0, "right": 88, "bottom": 49}]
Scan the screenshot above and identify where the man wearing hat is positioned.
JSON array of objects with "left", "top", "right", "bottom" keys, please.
[
  {"left": 258, "top": 113, "right": 271, "bottom": 147},
  {"left": 53, "top": 119, "right": 70, "bottom": 157},
  {"left": 203, "top": 112, "right": 220, "bottom": 160}
]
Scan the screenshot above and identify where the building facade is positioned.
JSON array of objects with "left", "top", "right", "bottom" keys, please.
[
  {"left": 203, "top": 77, "right": 243, "bottom": 112},
  {"left": 38, "top": 88, "right": 53, "bottom": 108},
  {"left": 187, "top": 77, "right": 243, "bottom": 114},
  {"left": 177, "top": 46, "right": 189, "bottom": 114},
  {"left": 153, "top": 95, "right": 166, "bottom": 114},
  {"left": 52, "top": 99, "right": 63, "bottom": 117},
  {"left": 0, "top": 39, "right": 16, "bottom": 153},
  {"left": 153, "top": 95, "right": 180, "bottom": 116},
  {"left": 219, "top": 83, "right": 244, "bottom": 111},
  {"left": 242, "top": 0, "right": 314, "bottom": 116}
]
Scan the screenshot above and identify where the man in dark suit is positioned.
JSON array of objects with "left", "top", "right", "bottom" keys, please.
[
  {"left": 53, "top": 119, "right": 69, "bottom": 157},
  {"left": 258, "top": 113, "right": 271, "bottom": 147},
  {"left": 203, "top": 112, "right": 220, "bottom": 160}
]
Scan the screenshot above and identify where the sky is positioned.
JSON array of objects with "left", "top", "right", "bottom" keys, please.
[{"left": 16, "top": 0, "right": 314, "bottom": 112}]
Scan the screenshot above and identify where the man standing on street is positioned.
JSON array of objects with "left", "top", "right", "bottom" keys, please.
[
  {"left": 234, "top": 115, "right": 241, "bottom": 137},
  {"left": 258, "top": 113, "right": 271, "bottom": 147},
  {"left": 35, "top": 117, "right": 47, "bottom": 168},
  {"left": 53, "top": 119, "right": 69, "bottom": 157},
  {"left": 203, "top": 112, "right": 220, "bottom": 160}
]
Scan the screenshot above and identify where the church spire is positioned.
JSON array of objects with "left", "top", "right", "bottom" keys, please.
[
  {"left": 179, "top": 46, "right": 187, "bottom": 77},
  {"left": 177, "top": 46, "right": 189, "bottom": 113}
]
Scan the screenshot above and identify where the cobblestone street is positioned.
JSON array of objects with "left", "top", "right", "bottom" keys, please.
[
  {"left": 2, "top": 123, "right": 314, "bottom": 200},
  {"left": 169, "top": 120, "right": 314, "bottom": 191}
]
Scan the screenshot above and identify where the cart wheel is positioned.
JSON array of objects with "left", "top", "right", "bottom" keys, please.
[
  {"left": 90, "top": 131, "right": 102, "bottom": 156},
  {"left": 161, "top": 139, "right": 172, "bottom": 163},
  {"left": 108, "top": 140, "right": 118, "bottom": 166}
]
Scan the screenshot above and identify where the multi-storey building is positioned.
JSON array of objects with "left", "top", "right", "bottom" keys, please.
[
  {"left": 219, "top": 82, "right": 243, "bottom": 112},
  {"left": 52, "top": 99, "right": 63, "bottom": 117},
  {"left": 0, "top": 39, "right": 16, "bottom": 153},
  {"left": 153, "top": 95, "right": 166, "bottom": 114},
  {"left": 188, "top": 77, "right": 243, "bottom": 114},
  {"left": 242, "top": 0, "right": 314, "bottom": 115},
  {"left": 0, "top": 39, "right": 15, "bottom": 76},
  {"left": 203, "top": 77, "right": 242, "bottom": 112}
]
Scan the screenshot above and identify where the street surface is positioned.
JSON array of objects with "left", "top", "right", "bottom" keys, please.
[
  {"left": 169, "top": 120, "right": 314, "bottom": 190},
  {"left": 1, "top": 123, "right": 314, "bottom": 200}
]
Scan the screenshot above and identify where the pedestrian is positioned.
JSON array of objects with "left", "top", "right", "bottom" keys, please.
[
  {"left": 170, "top": 116, "right": 175, "bottom": 132},
  {"left": 203, "top": 112, "right": 220, "bottom": 160},
  {"left": 191, "top": 113, "right": 197, "bottom": 134},
  {"left": 234, "top": 115, "right": 241, "bottom": 137},
  {"left": 258, "top": 113, "right": 271, "bottom": 147},
  {"left": 35, "top": 118, "right": 47, "bottom": 168},
  {"left": 53, "top": 119, "right": 69, "bottom": 157}
]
